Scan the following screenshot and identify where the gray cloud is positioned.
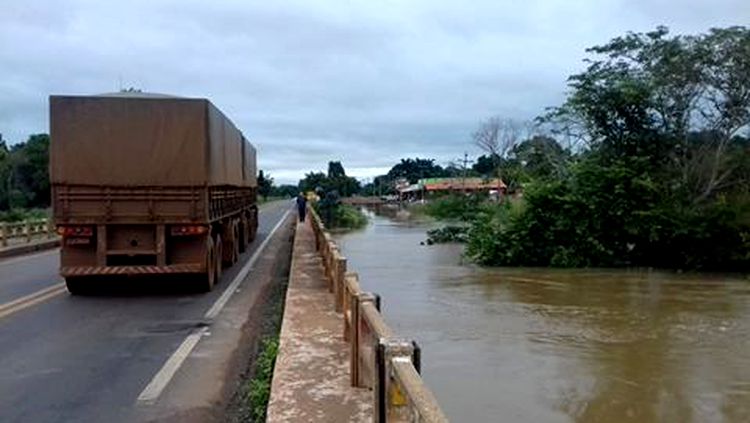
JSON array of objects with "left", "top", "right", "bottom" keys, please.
[{"left": 1, "top": 0, "right": 748, "bottom": 183}]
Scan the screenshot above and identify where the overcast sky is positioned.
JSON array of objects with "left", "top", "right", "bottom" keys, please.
[{"left": 1, "top": 1, "right": 748, "bottom": 184}]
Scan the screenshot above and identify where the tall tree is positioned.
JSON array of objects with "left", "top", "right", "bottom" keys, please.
[
  {"left": 545, "top": 26, "right": 750, "bottom": 202},
  {"left": 386, "top": 158, "right": 446, "bottom": 184},
  {"left": 511, "top": 136, "right": 568, "bottom": 180},
  {"left": 257, "top": 170, "right": 273, "bottom": 200},
  {"left": 298, "top": 171, "right": 328, "bottom": 194},
  {"left": 472, "top": 117, "right": 530, "bottom": 183},
  {"left": 325, "top": 161, "right": 360, "bottom": 196}
]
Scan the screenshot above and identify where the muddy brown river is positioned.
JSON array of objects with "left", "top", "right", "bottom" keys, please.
[{"left": 334, "top": 207, "right": 750, "bottom": 423}]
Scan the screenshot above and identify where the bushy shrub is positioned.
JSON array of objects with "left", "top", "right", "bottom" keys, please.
[{"left": 423, "top": 194, "right": 484, "bottom": 221}]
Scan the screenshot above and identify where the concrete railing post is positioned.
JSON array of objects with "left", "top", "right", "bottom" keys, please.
[
  {"left": 356, "top": 292, "right": 377, "bottom": 389},
  {"left": 382, "top": 340, "right": 416, "bottom": 422},
  {"left": 47, "top": 218, "right": 56, "bottom": 239},
  {"left": 343, "top": 272, "right": 360, "bottom": 342},
  {"left": 334, "top": 256, "right": 347, "bottom": 313},
  {"left": 25, "top": 220, "right": 31, "bottom": 243},
  {"left": 348, "top": 289, "right": 361, "bottom": 387},
  {"left": 0, "top": 222, "right": 6, "bottom": 247}
]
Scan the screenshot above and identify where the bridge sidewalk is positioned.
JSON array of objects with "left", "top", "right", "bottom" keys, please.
[{"left": 267, "top": 218, "right": 371, "bottom": 422}]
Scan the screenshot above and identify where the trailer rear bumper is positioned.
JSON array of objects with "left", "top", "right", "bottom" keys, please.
[{"left": 61, "top": 264, "right": 204, "bottom": 277}]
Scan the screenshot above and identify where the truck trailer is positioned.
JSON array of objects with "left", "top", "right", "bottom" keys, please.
[{"left": 50, "top": 93, "right": 258, "bottom": 294}]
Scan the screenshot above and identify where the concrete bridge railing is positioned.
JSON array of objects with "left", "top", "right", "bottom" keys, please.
[
  {"left": 309, "top": 206, "right": 449, "bottom": 423},
  {"left": 0, "top": 219, "right": 56, "bottom": 247}
]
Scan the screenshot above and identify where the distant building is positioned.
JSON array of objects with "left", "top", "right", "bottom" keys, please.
[{"left": 397, "top": 177, "right": 506, "bottom": 201}]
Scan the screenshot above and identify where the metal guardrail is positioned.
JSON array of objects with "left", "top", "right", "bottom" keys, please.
[
  {"left": 0, "top": 218, "right": 56, "bottom": 247},
  {"left": 309, "top": 206, "right": 449, "bottom": 423}
]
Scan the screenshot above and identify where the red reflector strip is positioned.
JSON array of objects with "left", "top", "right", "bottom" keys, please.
[
  {"left": 57, "top": 226, "right": 94, "bottom": 237},
  {"left": 170, "top": 225, "right": 208, "bottom": 236}
]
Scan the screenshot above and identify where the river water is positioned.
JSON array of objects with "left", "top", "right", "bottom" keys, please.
[{"left": 333, "top": 207, "right": 750, "bottom": 423}]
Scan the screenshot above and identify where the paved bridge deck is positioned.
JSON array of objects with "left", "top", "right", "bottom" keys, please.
[{"left": 266, "top": 218, "right": 371, "bottom": 421}]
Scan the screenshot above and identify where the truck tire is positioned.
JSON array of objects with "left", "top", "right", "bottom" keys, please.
[
  {"left": 249, "top": 209, "right": 258, "bottom": 242},
  {"left": 239, "top": 216, "right": 249, "bottom": 253},
  {"left": 232, "top": 222, "right": 240, "bottom": 263},
  {"left": 214, "top": 234, "right": 223, "bottom": 280},
  {"left": 222, "top": 221, "right": 239, "bottom": 266},
  {"left": 65, "top": 277, "right": 89, "bottom": 295},
  {"left": 198, "top": 237, "right": 216, "bottom": 292}
]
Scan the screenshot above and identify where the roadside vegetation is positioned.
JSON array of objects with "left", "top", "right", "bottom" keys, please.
[
  {"left": 426, "top": 26, "right": 750, "bottom": 272},
  {"left": 244, "top": 336, "right": 279, "bottom": 421},
  {"left": 0, "top": 208, "right": 49, "bottom": 222},
  {"left": 229, "top": 227, "right": 292, "bottom": 423},
  {"left": 0, "top": 134, "right": 51, "bottom": 219}
]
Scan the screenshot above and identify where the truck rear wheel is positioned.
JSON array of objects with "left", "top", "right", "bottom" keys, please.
[
  {"left": 222, "top": 221, "right": 239, "bottom": 266},
  {"left": 249, "top": 210, "right": 258, "bottom": 242},
  {"left": 232, "top": 222, "right": 240, "bottom": 263},
  {"left": 198, "top": 237, "right": 216, "bottom": 292},
  {"left": 239, "top": 217, "right": 249, "bottom": 253},
  {"left": 214, "top": 234, "right": 223, "bottom": 280},
  {"left": 65, "top": 277, "right": 90, "bottom": 295}
]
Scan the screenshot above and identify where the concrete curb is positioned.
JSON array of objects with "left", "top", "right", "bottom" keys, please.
[{"left": 0, "top": 239, "right": 60, "bottom": 260}]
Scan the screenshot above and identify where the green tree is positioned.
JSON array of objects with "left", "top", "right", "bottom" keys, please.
[
  {"left": 326, "top": 161, "right": 360, "bottom": 197},
  {"left": 469, "top": 26, "right": 750, "bottom": 271},
  {"left": 0, "top": 133, "right": 51, "bottom": 210},
  {"left": 298, "top": 171, "right": 328, "bottom": 194},
  {"left": 272, "top": 184, "right": 299, "bottom": 198},
  {"left": 511, "top": 136, "right": 568, "bottom": 180},
  {"left": 472, "top": 154, "right": 497, "bottom": 176},
  {"left": 0, "top": 138, "right": 10, "bottom": 210},
  {"left": 257, "top": 170, "right": 273, "bottom": 200},
  {"left": 386, "top": 158, "right": 446, "bottom": 184}
]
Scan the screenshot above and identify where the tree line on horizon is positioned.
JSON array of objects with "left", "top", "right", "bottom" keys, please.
[{"left": 0, "top": 133, "right": 50, "bottom": 219}]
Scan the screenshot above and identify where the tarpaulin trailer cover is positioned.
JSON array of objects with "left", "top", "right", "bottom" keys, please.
[{"left": 49, "top": 94, "right": 257, "bottom": 187}]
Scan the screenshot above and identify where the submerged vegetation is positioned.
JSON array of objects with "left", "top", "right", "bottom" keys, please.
[
  {"left": 425, "top": 225, "right": 469, "bottom": 244},
  {"left": 316, "top": 200, "right": 368, "bottom": 230}
]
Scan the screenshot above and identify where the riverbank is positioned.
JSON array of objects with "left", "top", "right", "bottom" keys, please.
[{"left": 315, "top": 203, "right": 368, "bottom": 232}]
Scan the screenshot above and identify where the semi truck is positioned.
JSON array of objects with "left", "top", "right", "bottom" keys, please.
[{"left": 50, "top": 93, "right": 258, "bottom": 294}]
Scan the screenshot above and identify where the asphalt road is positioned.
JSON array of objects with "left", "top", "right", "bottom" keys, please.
[{"left": 0, "top": 200, "right": 293, "bottom": 423}]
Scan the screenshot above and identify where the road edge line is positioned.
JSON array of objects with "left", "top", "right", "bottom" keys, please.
[
  {"left": 204, "top": 208, "right": 291, "bottom": 320},
  {"left": 136, "top": 207, "right": 291, "bottom": 404},
  {"left": 136, "top": 327, "right": 208, "bottom": 404}
]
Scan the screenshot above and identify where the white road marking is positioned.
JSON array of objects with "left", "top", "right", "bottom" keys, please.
[
  {"left": 136, "top": 207, "right": 291, "bottom": 404},
  {"left": 0, "top": 249, "right": 58, "bottom": 268},
  {"left": 136, "top": 327, "right": 208, "bottom": 403},
  {"left": 0, "top": 283, "right": 67, "bottom": 320}
]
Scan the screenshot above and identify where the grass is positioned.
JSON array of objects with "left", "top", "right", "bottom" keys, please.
[{"left": 244, "top": 336, "right": 280, "bottom": 421}]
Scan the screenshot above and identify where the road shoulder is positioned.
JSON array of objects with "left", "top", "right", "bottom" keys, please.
[{"left": 135, "top": 213, "right": 295, "bottom": 422}]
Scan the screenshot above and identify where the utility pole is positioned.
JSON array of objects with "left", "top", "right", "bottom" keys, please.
[{"left": 457, "top": 152, "right": 473, "bottom": 195}]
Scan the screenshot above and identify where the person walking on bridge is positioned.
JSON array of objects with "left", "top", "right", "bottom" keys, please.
[{"left": 296, "top": 192, "right": 307, "bottom": 222}]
